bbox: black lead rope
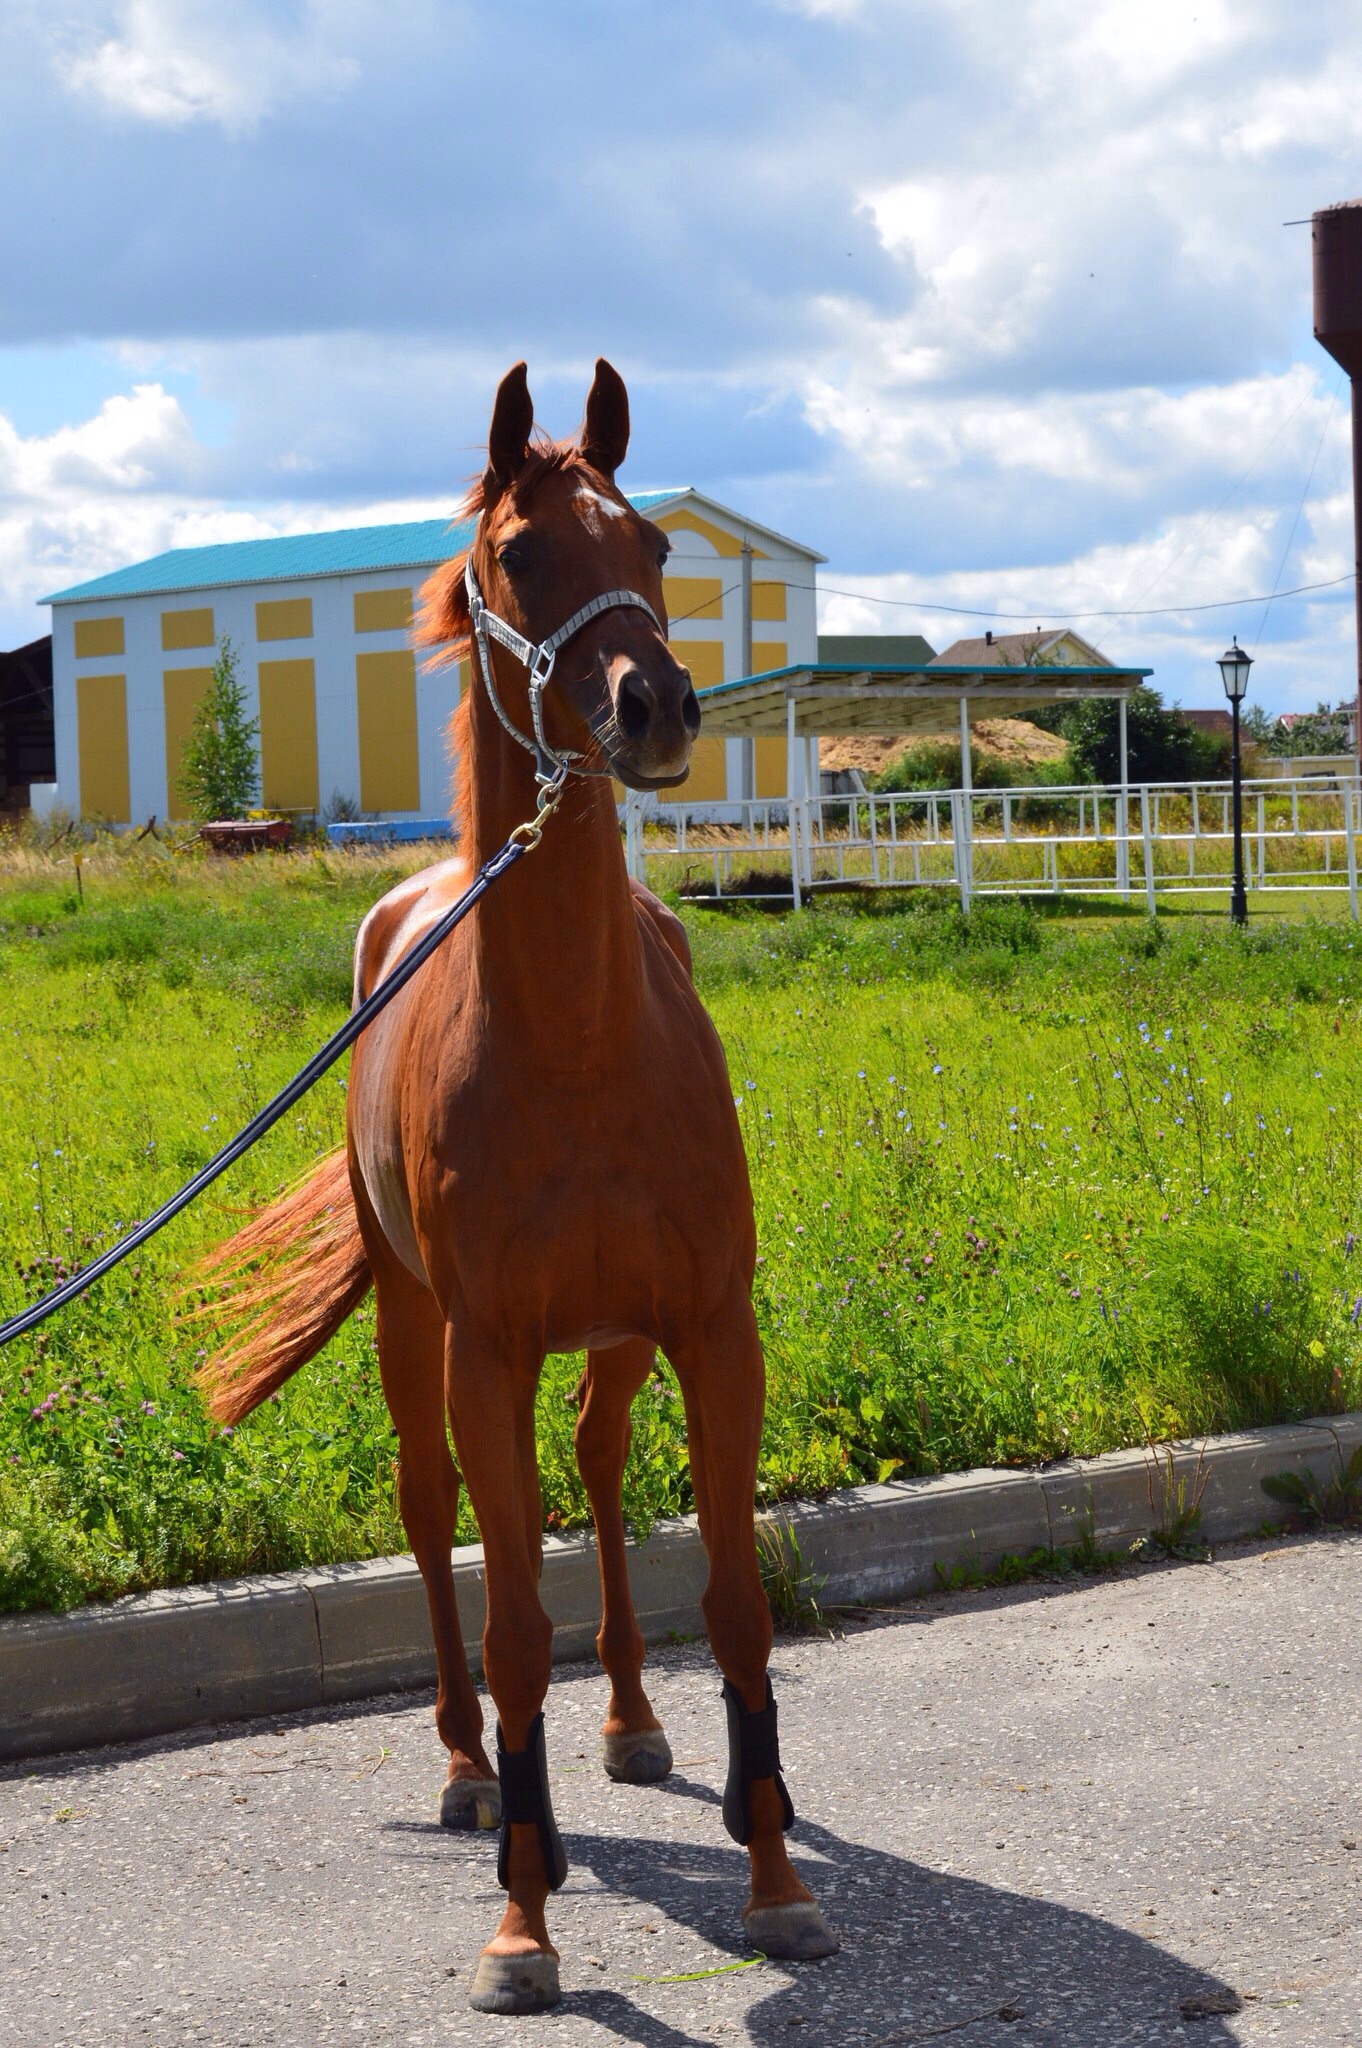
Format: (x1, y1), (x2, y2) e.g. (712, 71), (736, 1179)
(0, 825), (541, 1349)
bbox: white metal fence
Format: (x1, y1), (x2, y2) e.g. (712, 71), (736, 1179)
(621, 774), (1362, 917)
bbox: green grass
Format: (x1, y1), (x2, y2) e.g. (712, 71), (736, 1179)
(3, 838), (1362, 1611)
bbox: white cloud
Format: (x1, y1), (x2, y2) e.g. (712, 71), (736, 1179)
(0, 380), (451, 644)
(63, 0), (359, 133)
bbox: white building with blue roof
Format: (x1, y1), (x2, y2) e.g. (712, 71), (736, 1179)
(41, 490), (822, 826)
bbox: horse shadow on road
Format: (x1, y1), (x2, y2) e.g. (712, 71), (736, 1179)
(551, 1772), (1242, 2048)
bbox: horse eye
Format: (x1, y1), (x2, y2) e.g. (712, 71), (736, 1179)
(656, 543), (671, 571)
(498, 542), (530, 574)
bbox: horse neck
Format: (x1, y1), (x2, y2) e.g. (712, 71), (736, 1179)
(460, 663), (641, 1031)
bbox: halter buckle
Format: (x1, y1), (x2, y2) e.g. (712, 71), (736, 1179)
(528, 643), (557, 690)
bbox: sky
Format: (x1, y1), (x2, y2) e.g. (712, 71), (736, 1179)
(3, 0), (1362, 711)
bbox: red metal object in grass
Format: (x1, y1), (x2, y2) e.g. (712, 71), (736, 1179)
(198, 819), (292, 855)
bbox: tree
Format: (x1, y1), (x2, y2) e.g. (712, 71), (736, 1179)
(1262, 702), (1353, 758)
(177, 637), (261, 821)
(1059, 685), (1231, 784)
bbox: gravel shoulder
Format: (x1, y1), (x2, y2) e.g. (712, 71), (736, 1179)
(4, 1531), (1360, 2048)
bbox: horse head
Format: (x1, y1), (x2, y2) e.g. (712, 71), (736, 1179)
(421, 360), (701, 792)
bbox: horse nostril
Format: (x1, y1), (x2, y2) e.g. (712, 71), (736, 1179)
(616, 668), (653, 742)
(681, 686), (701, 736)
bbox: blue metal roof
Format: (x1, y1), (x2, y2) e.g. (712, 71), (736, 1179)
(42, 490), (686, 605)
(699, 661), (1153, 698)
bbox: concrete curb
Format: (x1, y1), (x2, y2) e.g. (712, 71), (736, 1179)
(4, 1413), (1359, 1763)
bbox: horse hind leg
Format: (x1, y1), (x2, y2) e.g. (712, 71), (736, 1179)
(367, 1239), (499, 1831)
(575, 1342), (672, 1785)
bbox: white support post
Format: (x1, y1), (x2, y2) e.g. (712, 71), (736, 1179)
(1347, 778), (1359, 922)
(959, 693), (974, 899)
(869, 794), (880, 885)
(951, 792), (972, 913)
(1256, 792), (1266, 892)
(1117, 694), (1130, 898)
(1141, 785), (1156, 913)
(786, 695), (802, 911)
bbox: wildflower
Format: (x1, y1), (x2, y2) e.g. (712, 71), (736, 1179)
(1222, 1091), (1231, 1106)
(171, 1449), (185, 1461)
(932, 1063), (942, 1076)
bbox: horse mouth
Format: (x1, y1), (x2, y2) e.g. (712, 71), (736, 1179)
(609, 757), (693, 793)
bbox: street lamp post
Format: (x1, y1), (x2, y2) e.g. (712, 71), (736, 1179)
(1218, 637), (1254, 927)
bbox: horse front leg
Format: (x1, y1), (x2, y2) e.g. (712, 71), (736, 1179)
(668, 1289), (839, 1961)
(575, 1341), (673, 1784)
(364, 1224), (498, 1830)
(446, 1328), (565, 2016)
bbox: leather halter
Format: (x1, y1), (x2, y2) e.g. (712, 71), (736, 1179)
(464, 554), (663, 791)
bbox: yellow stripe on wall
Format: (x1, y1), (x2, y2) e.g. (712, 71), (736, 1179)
(161, 608), (215, 651)
(664, 576), (723, 623)
(76, 674), (130, 821)
(752, 582), (787, 623)
(355, 650), (420, 812)
(74, 617), (124, 658)
(754, 737), (788, 799)
(670, 639), (724, 689)
(162, 667), (214, 820)
(750, 641), (788, 676)
(258, 658), (318, 810)
(662, 736), (727, 804)
(256, 597), (312, 642)
(354, 587), (414, 634)
(657, 509), (769, 560)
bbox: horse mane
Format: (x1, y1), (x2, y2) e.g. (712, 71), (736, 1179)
(414, 433), (608, 835)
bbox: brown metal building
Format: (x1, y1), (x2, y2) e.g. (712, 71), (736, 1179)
(0, 637), (55, 817)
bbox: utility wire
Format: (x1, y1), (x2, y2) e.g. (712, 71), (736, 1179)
(805, 570), (1356, 625)
(1251, 369), (1345, 649)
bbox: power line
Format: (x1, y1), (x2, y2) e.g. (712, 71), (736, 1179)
(1251, 369), (1345, 650)
(807, 570), (1356, 625)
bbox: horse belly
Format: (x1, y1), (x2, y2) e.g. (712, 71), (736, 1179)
(349, 998), (429, 1284)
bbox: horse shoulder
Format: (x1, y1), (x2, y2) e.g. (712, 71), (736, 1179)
(352, 856), (472, 1004)
(629, 879), (693, 980)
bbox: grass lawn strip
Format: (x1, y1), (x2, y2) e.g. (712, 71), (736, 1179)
(3, 838), (1361, 1612)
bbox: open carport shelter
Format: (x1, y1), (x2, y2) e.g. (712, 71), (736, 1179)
(693, 652), (1153, 906)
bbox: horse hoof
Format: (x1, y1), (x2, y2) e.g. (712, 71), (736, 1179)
(743, 1902), (840, 1961)
(602, 1728), (673, 1783)
(440, 1776), (501, 1831)
(467, 1949), (561, 2014)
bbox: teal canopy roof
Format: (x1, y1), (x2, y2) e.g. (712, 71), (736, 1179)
(43, 490), (685, 605)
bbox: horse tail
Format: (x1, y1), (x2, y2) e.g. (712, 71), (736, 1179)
(191, 1150), (372, 1426)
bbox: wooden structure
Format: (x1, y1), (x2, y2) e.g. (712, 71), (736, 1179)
(695, 651), (1152, 905)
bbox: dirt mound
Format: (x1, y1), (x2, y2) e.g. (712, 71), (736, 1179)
(819, 719), (1065, 779)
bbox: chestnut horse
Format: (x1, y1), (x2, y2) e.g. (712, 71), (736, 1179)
(197, 359), (836, 2013)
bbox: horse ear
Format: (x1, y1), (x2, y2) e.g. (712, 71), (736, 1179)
(486, 361), (534, 491)
(579, 357), (630, 478)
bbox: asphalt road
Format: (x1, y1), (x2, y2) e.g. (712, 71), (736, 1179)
(4, 1531), (1361, 2048)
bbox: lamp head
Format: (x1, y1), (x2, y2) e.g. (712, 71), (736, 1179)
(1218, 637), (1253, 703)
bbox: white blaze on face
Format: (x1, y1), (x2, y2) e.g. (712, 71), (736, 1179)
(575, 481), (628, 538)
